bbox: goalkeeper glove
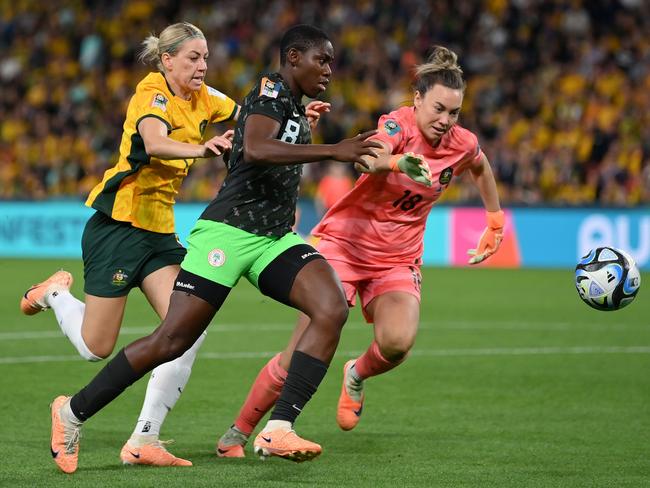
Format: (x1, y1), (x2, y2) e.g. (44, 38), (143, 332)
(467, 210), (505, 265)
(389, 153), (432, 187)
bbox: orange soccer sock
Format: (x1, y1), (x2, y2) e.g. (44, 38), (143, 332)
(353, 341), (404, 380)
(234, 353), (287, 435)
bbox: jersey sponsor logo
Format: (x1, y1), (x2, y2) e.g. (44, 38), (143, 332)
(301, 251), (320, 260)
(383, 119), (401, 136)
(207, 85), (227, 99)
(439, 166), (453, 185)
(151, 93), (168, 112)
(208, 248), (226, 267)
(260, 77), (280, 99)
(175, 281), (196, 291)
(111, 269), (128, 286)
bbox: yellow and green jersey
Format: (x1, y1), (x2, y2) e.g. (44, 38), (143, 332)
(86, 72), (237, 233)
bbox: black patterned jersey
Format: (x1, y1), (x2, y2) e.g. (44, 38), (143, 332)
(200, 72), (312, 236)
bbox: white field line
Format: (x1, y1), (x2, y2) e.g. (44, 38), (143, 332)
(1, 346), (649, 365)
(0, 320), (640, 341)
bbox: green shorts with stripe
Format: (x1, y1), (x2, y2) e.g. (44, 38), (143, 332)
(181, 219), (310, 290)
(82, 211), (186, 297)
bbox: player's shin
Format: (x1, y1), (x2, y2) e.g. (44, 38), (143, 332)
(217, 353), (288, 458)
(131, 331), (207, 439)
(49, 292), (101, 361)
(233, 353), (288, 435)
(69, 348), (142, 422)
(354, 340), (405, 379)
(253, 350), (327, 462)
(266, 350), (328, 427)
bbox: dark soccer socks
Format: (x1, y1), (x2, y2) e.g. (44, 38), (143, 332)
(269, 350), (328, 424)
(70, 348), (141, 421)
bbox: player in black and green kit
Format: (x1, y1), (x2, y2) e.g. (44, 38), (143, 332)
(49, 24), (384, 472)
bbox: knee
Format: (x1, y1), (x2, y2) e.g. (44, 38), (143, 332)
(309, 294), (349, 328)
(378, 339), (413, 363)
(149, 331), (193, 363)
(84, 340), (113, 361)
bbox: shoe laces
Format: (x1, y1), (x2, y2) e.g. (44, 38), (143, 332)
(64, 425), (81, 455)
(150, 439), (175, 451)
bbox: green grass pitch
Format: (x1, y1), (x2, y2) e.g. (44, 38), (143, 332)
(0, 259), (648, 487)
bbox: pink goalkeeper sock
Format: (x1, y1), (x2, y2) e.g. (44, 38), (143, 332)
(354, 341), (404, 379)
(233, 353), (287, 435)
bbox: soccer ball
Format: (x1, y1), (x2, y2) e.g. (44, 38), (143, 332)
(575, 246), (641, 311)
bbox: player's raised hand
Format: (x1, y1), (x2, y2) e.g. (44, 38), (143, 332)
(332, 130), (383, 167)
(202, 130), (234, 157)
(390, 153), (433, 187)
(467, 210), (505, 265)
(306, 101), (331, 130)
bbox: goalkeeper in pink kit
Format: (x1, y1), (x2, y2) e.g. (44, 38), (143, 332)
(217, 46), (504, 456)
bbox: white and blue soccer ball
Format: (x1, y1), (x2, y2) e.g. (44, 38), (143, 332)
(575, 246), (641, 311)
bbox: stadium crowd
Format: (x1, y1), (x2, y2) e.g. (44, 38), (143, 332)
(1, 0), (649, 206)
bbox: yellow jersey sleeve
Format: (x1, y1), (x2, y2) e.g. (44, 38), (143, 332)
(131, 86), (174, 130)
(205, 84), (238, 124)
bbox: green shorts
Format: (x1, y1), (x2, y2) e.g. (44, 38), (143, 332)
(181, 219), (308, 290)
(82, 211), (186, 297)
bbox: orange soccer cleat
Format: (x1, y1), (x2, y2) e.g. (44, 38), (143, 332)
(216, 442), (245, 458)
(216, 426), (248, 458)
(120, 437), (192, 467)
(253, 429), (321, 462)
(20, 270), (73, 315)
(50, 395), (81, 474)
(336, 360), (365, 431)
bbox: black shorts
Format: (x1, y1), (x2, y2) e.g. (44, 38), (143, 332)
(82, 211), (186, 297)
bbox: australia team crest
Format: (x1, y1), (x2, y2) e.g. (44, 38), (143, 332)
(111, 269), (129, 286)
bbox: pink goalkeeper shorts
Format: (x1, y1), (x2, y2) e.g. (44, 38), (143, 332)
(316, 238), (422, 323)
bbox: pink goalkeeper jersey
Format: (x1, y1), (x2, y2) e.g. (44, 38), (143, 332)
(312, 106), (483, 266)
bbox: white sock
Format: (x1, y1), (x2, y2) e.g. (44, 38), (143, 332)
(47, 290), (101, 362)
(131, 331), (207, 438)
(263, 420), (292, 432)
(62, 399), (83, 426)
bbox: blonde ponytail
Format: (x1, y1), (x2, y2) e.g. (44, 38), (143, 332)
(137, 22), (205, 73)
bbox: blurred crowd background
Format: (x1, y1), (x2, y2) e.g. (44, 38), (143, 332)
(1, 0), (649, 210)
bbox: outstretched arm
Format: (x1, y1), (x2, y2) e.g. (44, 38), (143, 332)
(243, 114), (381, 166)
(467, 153), (504, 264)
(354, 141), (432, 187)
(469, 152), (500, 212)
(138, 117), (232, 160)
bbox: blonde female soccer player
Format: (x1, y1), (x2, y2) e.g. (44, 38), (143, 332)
(216, 45), (504, 457)
(21, 22), (238, 466)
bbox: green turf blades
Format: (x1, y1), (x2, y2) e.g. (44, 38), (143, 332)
(0, 260), (648, 486)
